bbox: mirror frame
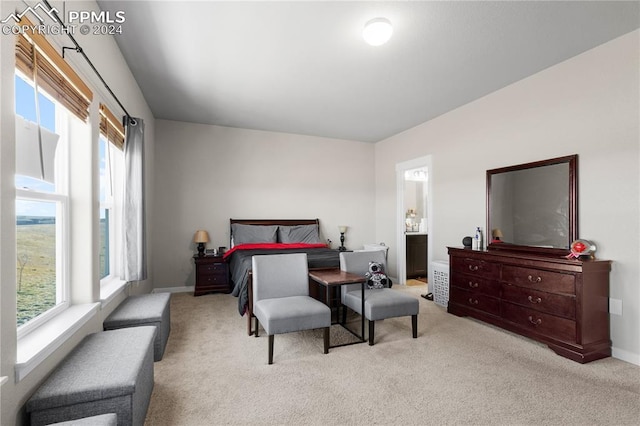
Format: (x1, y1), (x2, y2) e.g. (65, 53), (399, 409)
(486, 154), (578, 257)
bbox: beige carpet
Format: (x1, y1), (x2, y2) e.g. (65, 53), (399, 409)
(145, 286), (640, 425)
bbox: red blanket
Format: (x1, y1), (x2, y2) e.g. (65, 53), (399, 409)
(222, 242), (328, 260)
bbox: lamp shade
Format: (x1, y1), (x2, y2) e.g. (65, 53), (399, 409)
(193, 230), (210, 243)
(492, 228), (504, 239)
(338, 226), (348, 233)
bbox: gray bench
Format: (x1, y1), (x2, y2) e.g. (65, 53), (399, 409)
(48, 413), (118, 425)
(26, 327), (155, 426)
(104, 292), (171, 361)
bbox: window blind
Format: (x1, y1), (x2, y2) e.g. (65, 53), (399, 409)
(15, 17), (93, 122)
(99, 104), (125, 150)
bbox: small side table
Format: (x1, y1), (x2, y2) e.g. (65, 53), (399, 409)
(193, 255), (230, 296)
(308, 269), (366, 348)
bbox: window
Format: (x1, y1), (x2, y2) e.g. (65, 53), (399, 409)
(99, 105), (125, 283)
(15, 73), (70, 331)
(15, 20), (93, 333)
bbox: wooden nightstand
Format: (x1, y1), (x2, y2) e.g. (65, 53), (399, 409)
(193, 255), (230, 296)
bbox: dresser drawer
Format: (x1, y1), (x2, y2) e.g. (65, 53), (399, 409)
(450, 287), (500, 316)
(502, 265), (575, 295)
(502, 302), (576, 343)
(450, 273), (500, 297)
(502, 284), (576, 320)
(451, 256), (499, 279)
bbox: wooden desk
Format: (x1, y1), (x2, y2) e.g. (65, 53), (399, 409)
(309, 269), (366, 347)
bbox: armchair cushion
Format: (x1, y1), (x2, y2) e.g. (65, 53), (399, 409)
(254, 295), (330, 335)
(343, 288), (419, 321)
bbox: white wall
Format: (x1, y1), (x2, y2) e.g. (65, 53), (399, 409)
(0, 1), (155, 424)
(374, 31), (640, 363)
(152, 120), (375, 289)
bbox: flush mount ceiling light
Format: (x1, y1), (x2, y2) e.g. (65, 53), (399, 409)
(362, 17), (393, 46)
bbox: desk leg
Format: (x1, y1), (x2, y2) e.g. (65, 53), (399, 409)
(326, 285), (331, 321)
(361, 282), (365, 341)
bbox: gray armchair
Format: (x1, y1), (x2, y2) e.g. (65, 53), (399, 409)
(252, 253), (331, 364)
(339, 251), (419, 345)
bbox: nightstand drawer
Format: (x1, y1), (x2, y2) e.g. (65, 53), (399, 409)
(200, 263), (227, 275)
(200, 273), (227, 284)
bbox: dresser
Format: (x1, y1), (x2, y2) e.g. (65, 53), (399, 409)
(447, 247), (611, 363)
(193, 255), (230, 296)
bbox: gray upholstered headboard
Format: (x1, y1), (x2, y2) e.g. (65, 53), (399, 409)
(228, 218), (320, 247)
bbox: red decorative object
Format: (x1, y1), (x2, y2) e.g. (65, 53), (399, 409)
(567, 239), (596, 259)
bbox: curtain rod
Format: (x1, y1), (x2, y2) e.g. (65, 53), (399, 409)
(41, 0), (133, 125)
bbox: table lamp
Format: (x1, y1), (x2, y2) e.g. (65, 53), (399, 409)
(338, 226), (348, 251)
(193, 230), (210, 256)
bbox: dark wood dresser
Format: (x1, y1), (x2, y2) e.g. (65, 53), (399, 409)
(193, 255), (230, 296)
(447, 247), (611, 363)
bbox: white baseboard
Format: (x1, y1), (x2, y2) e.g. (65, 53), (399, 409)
(152, 286), (193, 294)
(612, 346), (640, 366)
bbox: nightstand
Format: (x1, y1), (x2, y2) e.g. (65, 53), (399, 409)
(193, 255), (230, 296)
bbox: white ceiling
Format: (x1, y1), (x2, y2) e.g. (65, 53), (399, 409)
(97, 1), (640, 142)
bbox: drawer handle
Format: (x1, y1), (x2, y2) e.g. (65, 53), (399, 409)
(528, 316), (542, 326)
(527, 275), (542, 283)
(468, 298), (478, 305)
(468, 281), (479, 288)
(468, 265), (479, 272)
(527, 295), (542, 304)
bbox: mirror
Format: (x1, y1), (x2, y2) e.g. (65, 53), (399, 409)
(487, 155), (577, 255)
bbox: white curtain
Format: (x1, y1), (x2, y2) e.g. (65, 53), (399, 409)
(122, 117), (147, 281)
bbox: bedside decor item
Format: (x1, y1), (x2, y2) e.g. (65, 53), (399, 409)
(473, 227), (483, 250)
(491, 228), (504, 243)
(338, 226), (348, 251)
(462, 236), (472, 248)
(193, 230), (210, 256)
(567, 239), (596, 259)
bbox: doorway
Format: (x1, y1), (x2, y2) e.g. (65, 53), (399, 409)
(395, 156), (432, 293)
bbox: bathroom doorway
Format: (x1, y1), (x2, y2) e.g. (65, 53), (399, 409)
(396, 156), (433, 294)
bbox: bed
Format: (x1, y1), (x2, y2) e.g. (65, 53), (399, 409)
(224, 219), (341, 335)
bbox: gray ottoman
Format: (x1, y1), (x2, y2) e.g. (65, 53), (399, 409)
(104, 292), (171, 361)
(27, 327), (155, 426)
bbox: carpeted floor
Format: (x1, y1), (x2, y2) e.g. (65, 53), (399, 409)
(145, 285), (640, 425)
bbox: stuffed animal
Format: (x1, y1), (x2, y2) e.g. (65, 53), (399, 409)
(365, 261), (392, 289)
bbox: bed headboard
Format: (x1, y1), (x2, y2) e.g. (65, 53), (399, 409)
(229, 218), (320, 246)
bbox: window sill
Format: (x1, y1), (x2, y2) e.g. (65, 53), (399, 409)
(15, 303), (100, 382)
(100, 277), (129, 305)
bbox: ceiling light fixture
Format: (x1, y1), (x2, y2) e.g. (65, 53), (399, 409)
(363, 17), (393, 46)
